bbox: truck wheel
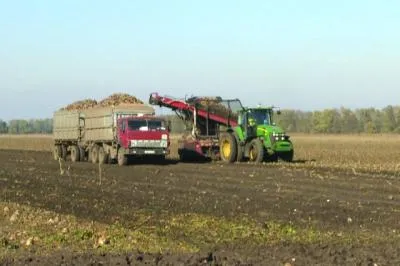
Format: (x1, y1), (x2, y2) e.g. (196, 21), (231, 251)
(91, 145), (99, 164)
(70, 145), (80, 162)
(53, 145), (62, 160)
(98, 146), (108, 164)
(118, 148), (128, 166)
(219, 133), (237, 163)
(155, 155), (166, 163)
(178, 149), (188, 162)
(61, 145), (67, 161)
(248, 139), (264, 163)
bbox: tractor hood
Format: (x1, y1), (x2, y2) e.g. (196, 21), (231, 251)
(257, 125), (286, 136)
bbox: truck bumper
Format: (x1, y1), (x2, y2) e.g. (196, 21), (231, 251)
(129, 148), (169, 156)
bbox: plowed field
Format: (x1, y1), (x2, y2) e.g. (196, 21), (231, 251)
(0, 135), (400, 265)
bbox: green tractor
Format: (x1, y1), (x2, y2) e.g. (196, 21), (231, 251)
(220, 106), (294, 163)
(148, 92), (293, 163)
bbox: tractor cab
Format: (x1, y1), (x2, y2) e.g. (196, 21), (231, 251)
(238, 108), (274, 139)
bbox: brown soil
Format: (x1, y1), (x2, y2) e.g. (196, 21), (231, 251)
(1, 149), (399, 265)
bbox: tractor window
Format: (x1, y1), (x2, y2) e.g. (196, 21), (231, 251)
(250, 110), (271, 125)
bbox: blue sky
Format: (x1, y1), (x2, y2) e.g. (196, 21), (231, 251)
(0, 0), (399, 119)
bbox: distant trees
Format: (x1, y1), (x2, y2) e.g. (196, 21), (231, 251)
(0, 119), (52, 134)
(275, 106), (400, 134)
(0, 120), (8, 133)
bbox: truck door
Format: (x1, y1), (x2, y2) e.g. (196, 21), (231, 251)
(118, 120), (129, 149)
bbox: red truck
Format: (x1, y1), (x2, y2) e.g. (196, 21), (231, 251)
(53, 104), (170, 166)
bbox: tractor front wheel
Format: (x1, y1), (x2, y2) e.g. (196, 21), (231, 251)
(279, 150), (294, 162)
(219, 133), (237, 163)
(248, 139), (264, 163)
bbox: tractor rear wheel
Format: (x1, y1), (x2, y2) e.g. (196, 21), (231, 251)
(98, 146), (108, 164)
(248, 139), (264, 163)
(91, 145), (99, 164)
(118, 148), (128, 166)
(219, 133), (237, 163)
(70, 145), (80, 162)
(234, 133), (244, 162)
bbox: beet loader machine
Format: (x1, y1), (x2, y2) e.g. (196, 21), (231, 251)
(149, 92), (294, 163)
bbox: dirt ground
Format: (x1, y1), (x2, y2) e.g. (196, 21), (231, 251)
(1, 149), (400, 265)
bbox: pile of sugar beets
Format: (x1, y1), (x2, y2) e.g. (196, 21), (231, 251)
(61, 93), (144, 111)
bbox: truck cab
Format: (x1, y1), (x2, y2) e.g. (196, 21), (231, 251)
(117, 116), (170, 159)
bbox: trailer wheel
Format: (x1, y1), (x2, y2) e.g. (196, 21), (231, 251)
(70, 145), (80, 162)
(118, 148), (128, 166)
(53, 145), (62, 161)
(98, 146), (108, 164)
(61, 145), (67, 161)
(91, 145), (99, 164)
(79, 146), (86, 162)
(248, 139), (264, 163)
(219, 133), (237, 163)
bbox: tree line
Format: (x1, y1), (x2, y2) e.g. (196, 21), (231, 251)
(0, 119), (53, 134)
(166, 105), (400, 134)
(274, 106), (400, 133)
(1, 105), (400, 134)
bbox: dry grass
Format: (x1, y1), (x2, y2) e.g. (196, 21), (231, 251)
(291, 133), (400, 174)
(1, 133), (400, 173)
(0, 134), (52, 152)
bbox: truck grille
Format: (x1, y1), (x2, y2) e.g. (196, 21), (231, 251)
(131, 140), (168, 148)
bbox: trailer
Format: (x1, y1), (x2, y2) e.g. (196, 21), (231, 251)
(53, 104), (170, 165)
(149, 92), (293, 163)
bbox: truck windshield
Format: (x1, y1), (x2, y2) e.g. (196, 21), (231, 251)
(250, 110), (272, 125)
(127, 120), (165, 131)
(148, 120), (165, 130)
(128, 120), (147, 130)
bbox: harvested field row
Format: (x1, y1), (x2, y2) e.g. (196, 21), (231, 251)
(0, 149), (399, 265)
(2, 134), (400, 174)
